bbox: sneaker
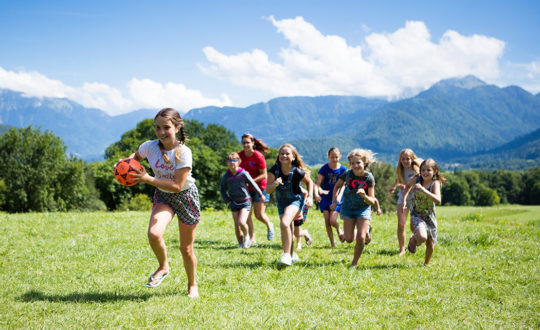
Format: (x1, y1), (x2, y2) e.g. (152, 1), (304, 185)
(243, 234), (251, 248)
(407, 236), (417, 254)
(280, 253), (292, 266)
(291, 252), (299, 263)
(238, 243), (243, 249)
(267, 223), (275, 240)
(365, 225), (372, 245)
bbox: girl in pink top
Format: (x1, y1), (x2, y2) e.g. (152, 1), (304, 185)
(238, 133), (275, 245)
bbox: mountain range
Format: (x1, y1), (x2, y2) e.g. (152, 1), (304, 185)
(0, 75), (539, 168)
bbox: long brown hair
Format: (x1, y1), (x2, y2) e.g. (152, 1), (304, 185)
(155, 108), (186, 164)
(275, 144), (310, 175)
(242, 133), (269, 155)
(419, 158), (446, 184)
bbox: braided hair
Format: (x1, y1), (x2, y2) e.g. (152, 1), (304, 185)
(155, 108), (186, 164)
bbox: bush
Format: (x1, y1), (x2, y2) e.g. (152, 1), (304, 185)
(118, 193), (153, 211)
(476, 187), (500, 206)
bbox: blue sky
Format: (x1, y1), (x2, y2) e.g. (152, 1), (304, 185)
(1, 0), (539, 115)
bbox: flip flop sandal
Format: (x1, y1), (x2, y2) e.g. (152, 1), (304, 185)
(145, 272), (169, 288)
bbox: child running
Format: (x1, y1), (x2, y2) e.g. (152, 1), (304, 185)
(389, 149), (421, 256)
(219, 152), (265, 249)
(331, 149), (377, 267)
(266, 144), (314, 266)
(401, 158), (446, 265)
(239, 133), (274, 245)
(294, 188), (313, 251)
(128, 108), (200, 298)
(315, 147), (346, 248)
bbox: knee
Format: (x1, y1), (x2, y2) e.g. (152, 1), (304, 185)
(345, 236), (354, 243)
(180, 244), (194, 257)
(416, 233), (428, 243)
(147, 229), (162, 243)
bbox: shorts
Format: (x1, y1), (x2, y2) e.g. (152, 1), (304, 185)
(397, 189), (413, 206)
(277, 197), (304, 217)
(153, 185), (200, 226)
(340, 205), (371, 221)
(250, 189), (270, 203)
(411, 216), (438, 241)
(294, 204), (309, 227)
(229, 199), (251, 211)
(319, 198), (342, 213)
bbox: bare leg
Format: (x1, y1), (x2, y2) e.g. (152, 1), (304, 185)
(330, 210), (343, 243)
(246, 210), (256, 245)
(343, 218), (356, 243)
(231, 211), (243, 245)
(397, 204), (409, 256)
(351, 219), (370, 266)
(424, 238), (434, 265)
(146, 204), (173, 286)
(179, 223), (198, 298)
(280, 206), (299, 254)
(323, 210), (335, 248)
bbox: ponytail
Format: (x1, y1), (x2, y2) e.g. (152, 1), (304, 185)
(155, 108), (185, 164)
(242, 133), (268, 155)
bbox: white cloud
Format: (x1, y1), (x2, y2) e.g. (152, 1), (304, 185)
(496, 60), (540, 94)
(200, 17), (507, 98)
(0, 66), (232, 115)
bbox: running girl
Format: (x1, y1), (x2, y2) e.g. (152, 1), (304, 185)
(389, 148), (421, 256)
(315, 147), (346, 248)
(401, 158), (446, 265)
(331, 149), (377, 267)
(266, 144), (314, 266)
(129, 108), (200, 298)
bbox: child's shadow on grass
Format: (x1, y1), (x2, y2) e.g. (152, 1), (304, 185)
(19, 290), (160, 303)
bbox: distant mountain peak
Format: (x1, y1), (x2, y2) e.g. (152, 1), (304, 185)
(434, 75), (487, 90)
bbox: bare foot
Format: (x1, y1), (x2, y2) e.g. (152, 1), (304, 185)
(399, 249), (406, 257)
(146, 266), (169, 287)
(188, 285), (199, 298)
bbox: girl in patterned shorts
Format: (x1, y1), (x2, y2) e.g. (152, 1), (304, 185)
(129, 108), (200, 298)
(401, 158), (446, 265)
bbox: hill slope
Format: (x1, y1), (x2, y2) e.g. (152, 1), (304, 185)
(0, 89), (155, 160)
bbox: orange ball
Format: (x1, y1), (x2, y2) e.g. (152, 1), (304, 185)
(113, 158), (144, 186)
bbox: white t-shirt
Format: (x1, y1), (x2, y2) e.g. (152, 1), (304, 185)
(138, 140), (195, 192)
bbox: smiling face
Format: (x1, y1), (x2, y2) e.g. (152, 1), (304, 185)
(420, 163), (435, 182)
(241, 137), (254, 153)
(400, 152), (413, 169)
(227, 158), (240, 172)
(328, 150), (341, 166)
(349, 155), (365, 174)
(278, 146), (295, 165)
(154, 116), (180, 149)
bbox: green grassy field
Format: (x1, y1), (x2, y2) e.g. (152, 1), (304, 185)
(1, 205), (538, 328)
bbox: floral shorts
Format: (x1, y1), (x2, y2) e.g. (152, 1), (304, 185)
(411, 215), (437, 241)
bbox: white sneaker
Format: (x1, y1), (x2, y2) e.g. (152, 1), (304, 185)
(280, 253), (292, 266)
(243, 234), (251, 248)
(291, 252), (299, 263)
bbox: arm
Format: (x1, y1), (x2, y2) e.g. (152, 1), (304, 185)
(219, 175), (230, 203)
(314, 174), (325, 203)
(251, 167), (267, 184)
(357, 185), (376, 206)
(400, 177), (416, 212)
(389, 178), (398, 193)
(265, 172), (282, 194)
(301, 175), (314, 208)
(132, 166), (191, 193)
(245, 172), (265, 200)
(414, 180), (442, 204)
(331, 179), (345, 210)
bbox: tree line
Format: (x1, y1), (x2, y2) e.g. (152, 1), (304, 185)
(0, 123), (538, 213)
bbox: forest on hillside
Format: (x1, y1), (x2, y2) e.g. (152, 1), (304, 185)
(0, 122), (539, 213)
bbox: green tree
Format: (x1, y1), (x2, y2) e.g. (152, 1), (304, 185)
(476, 186), (500, 206)
(0, 126), (88, 212)
(521, 167), (540, 204)
(370, 161), (396, 213)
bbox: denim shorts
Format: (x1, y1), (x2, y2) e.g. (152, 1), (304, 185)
(229, 200), (251, 211)
(340, 205), (371, 221)
(249, 189), (270, 203)
(277, 198), (304, 217)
